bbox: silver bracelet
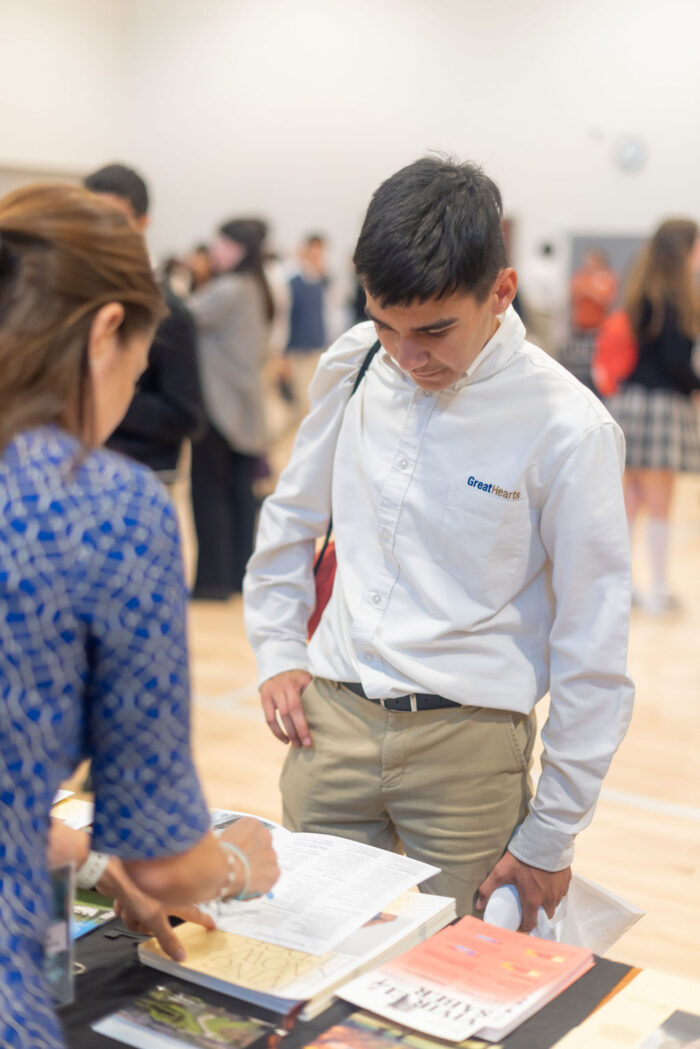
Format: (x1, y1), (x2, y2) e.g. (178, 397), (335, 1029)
(218, 841), (251, 901)
(76, 851), (110, 890)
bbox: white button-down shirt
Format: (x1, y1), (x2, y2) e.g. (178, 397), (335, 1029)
(244, 307), (634, 870)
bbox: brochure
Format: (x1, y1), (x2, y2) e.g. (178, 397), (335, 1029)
(339, 916), (594, 1042)
(93, 983), (281, 1049)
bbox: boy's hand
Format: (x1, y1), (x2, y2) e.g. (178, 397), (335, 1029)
(260, 670), (312, 748)
(476, 851), (572, 933)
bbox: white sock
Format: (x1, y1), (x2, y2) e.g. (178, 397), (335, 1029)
(647, 518), (669, 595)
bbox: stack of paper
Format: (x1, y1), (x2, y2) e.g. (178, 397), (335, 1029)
(139, 813), (455, 1019)
(339, 916), (594, 1042)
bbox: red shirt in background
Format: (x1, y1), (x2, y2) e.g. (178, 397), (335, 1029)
(570, 266), (618, 330)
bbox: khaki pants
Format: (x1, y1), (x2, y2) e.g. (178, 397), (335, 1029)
(281, 678), (536, 916)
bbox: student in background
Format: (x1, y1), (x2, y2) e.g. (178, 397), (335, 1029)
(518, 241), (565, 356)
(561, 248), (619, 388)
(281, 233), (330, 419)
(607, 219), (700, 613)
(0, 184), (278, 1049)
(186, 243), (214, 291)
(84, 164), (206, 485)
(570, 249), (618, 334)
(189, 218), (273, 599)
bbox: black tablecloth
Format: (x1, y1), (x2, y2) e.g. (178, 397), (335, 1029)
(60, 919), (632, 1049)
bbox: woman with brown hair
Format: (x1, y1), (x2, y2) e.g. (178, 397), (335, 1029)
(189, 218), (273, 599)
(608, 219), (700, 613)
(0, 184), (278, 1049)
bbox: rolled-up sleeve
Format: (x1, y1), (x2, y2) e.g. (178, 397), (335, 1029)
(508, 423), (635, 870)
(84, 471), (210, 859)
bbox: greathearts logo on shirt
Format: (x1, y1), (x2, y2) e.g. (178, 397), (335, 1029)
(468, 475), (521, 501)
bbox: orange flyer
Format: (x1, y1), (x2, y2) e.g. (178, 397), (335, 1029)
(339, 917), (593, 1042)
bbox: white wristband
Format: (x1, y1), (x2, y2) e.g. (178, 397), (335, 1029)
(218, 842), (251, 901)
(76, 851), (110, 890)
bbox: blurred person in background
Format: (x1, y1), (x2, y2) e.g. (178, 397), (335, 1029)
(240, 218), (293, 445)
(607, 219), (700, 613)
(84, 163), (206, 485)
(162, 254), (194, 298)
(570, 248), (618, 333)
(280, 232), (330, 418)
(0, 184), (278, 1049)
(189, 218), (273, 599)
(243, 217), (291, 360)
(518, 241), (566, 356)
(186, 243), (213, 291)
(561, 248), (618, 388)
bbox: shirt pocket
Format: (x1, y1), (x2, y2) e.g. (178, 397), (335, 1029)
(436, 482), (531, 607)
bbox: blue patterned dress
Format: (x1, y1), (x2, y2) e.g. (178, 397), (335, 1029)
(0, 428), (211, 1049)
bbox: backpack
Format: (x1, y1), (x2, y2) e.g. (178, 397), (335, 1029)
(591, 311), (638, 397)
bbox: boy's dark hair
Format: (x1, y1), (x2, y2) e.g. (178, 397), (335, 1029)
(84, 163), (150, 218)
(353, 156), (506, 305)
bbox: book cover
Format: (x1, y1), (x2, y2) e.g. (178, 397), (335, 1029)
(301, 1011), (500, 1049)
(139, 892), (455, 1019)
(339, 917), (593, 1042)
(72, 888), (116, 939)
(93, 982), (283, 1049)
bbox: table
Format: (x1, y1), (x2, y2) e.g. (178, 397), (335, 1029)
(60, 919), (634, 1049)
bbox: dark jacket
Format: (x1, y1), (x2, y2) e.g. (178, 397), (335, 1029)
(626, 298), (700, 395)
(107, 288), (206, 474)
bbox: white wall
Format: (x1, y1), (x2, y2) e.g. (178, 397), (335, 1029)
(3, 0), (700, 274)
(0, 0), (130, 174)
(125, 0), (700, 272)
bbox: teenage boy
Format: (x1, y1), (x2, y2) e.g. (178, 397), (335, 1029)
(244, 157), (634, 928)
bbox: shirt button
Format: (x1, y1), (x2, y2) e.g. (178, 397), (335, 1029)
(398, 458), (409, 470)
(363, 651), (373, 662)
(380, 528), (390, 541)
(372, 593), (382, 606)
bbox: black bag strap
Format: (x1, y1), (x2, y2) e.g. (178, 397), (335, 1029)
(314, 339), (381, 575)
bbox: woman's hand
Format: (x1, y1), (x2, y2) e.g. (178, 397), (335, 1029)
(218, 817), (280, 899)
(98, 858), (215, 962)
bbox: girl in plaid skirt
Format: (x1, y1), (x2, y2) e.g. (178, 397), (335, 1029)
(607, 219), (700, 613)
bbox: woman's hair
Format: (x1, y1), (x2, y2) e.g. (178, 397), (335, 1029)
(0, 182), (165, 451)
(218, 218), (275, 322)
(625, 218), (698, 339)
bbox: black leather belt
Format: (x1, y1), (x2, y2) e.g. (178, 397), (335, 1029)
(339, 681), (460, 712)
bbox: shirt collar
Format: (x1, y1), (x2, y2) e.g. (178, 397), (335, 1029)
(451, 305), (526, 390)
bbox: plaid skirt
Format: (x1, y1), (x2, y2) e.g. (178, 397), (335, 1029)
(607, 384), (700, 471)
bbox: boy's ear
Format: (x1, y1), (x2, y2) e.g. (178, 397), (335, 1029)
(492, 268), (517, 314)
